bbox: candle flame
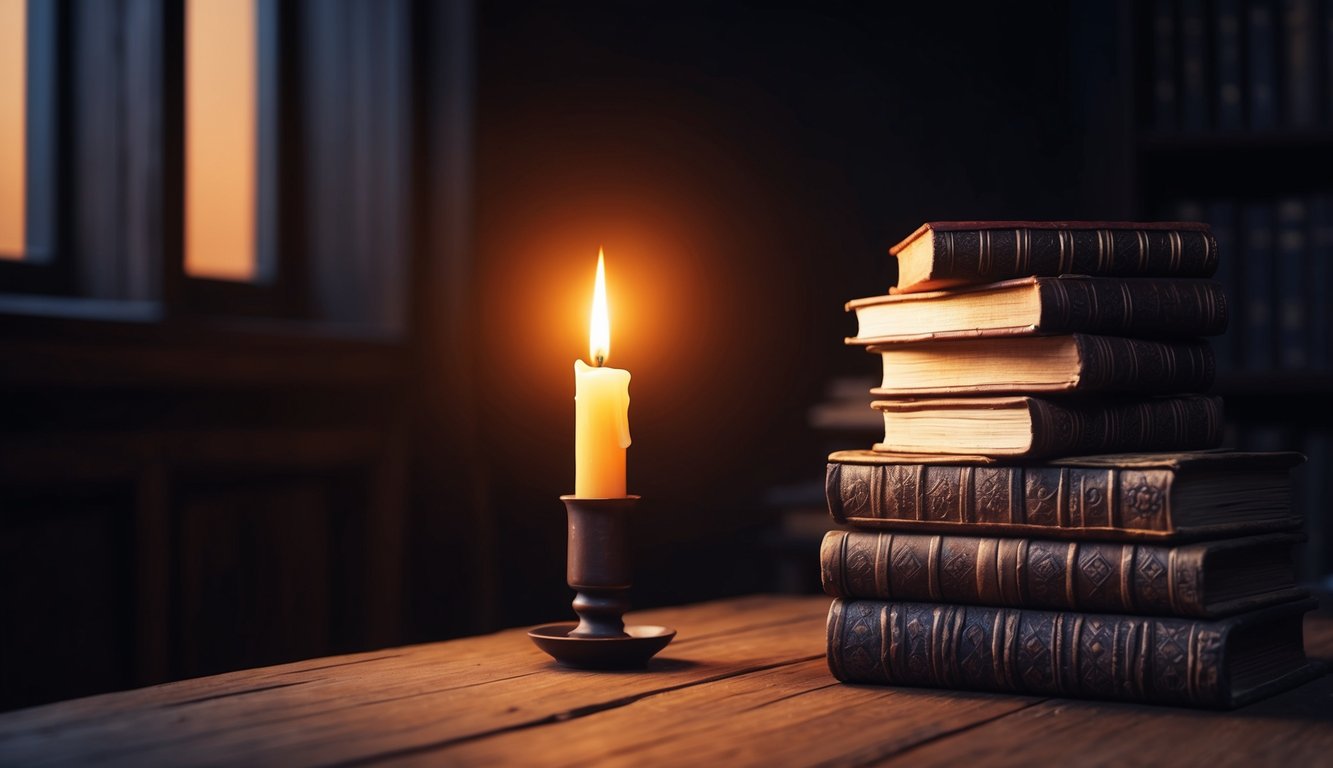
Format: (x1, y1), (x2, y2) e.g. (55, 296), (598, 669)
(589, 248), (610, 366)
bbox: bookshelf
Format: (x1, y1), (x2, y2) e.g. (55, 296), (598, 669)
(1122, 0), (1333, 580)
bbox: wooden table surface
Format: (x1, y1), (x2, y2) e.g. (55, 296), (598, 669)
(2, 595), (1331, 767)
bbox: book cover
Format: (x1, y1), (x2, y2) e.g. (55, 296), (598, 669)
(825, 449), (1304, 540)
(847, 276), (1228, 345)
(1249, 0), (1278, 130)
(1204, 200), (1238, 373)
(889, 221), (1217, 294)
(871, 394), (1224, 459)
(1310, 195), (1331, 369)
(868, 335), (1215, 396)
(1282, 0), (1317, 128)
(1152, 0), (1178, 131)
(1276, 199), (1308, 369)
(821, 530), (1306, 618)
(1242, 203), (1275, 371)
(1179, 0), (1208, 131)
(826, 598), (1319, 708)
(1215, 0), (1243, 130)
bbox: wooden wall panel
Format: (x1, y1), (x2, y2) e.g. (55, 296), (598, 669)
(0, 491), (135, 710)
(175, 476), (336, 679)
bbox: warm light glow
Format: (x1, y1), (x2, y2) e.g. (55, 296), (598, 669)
(0, 0), (25, 258)
(589, 248), (611, 366)
(185, 0), (257, 281)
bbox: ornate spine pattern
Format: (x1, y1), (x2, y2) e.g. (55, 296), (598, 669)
(1034, 278), (1228, 338)
(931, 227), (1218, 283)
(1070, 336), (1215, 393)
(1023, 395), (1223, 459)
(826, 599), (1231, 706)
(826, 461), (1197, 538)
(821, 530), (1225, 617)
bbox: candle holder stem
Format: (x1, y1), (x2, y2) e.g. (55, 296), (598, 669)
(528, 495), (676, 669)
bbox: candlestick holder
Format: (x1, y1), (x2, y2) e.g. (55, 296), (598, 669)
(528, 495), (676, 669)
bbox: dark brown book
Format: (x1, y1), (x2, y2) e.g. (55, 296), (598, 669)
(847, 276), (1227, 345)
(890, 221), (1218, 294)
(871, 394), (1223, 458)
(821, 530), (1306, 618)
(825, 450), (1304, 541)
(826, 598), (1318, 708)
(870, 335), (1215, 396)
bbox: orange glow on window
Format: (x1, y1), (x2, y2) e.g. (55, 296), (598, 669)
(185, 0), (257, 281)
(0, 0), (25, 259)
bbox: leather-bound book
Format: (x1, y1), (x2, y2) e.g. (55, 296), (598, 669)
(871, 394), (1223, 458)
(825, 450), (1304, 541)
(821, 530), (1306, 618)
(826, 598), (1319, 708)
(890, 221), (1217, 294)
(870, 335), (1215, 396)
(847, 276), (1227, 345)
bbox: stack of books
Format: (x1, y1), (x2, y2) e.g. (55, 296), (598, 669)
(823, 221), (1317, 708)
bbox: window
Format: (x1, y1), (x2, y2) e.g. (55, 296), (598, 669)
(185, 0), (266, 282)
(1, 0), (56, 265)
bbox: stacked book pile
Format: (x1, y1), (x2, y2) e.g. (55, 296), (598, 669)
(822, 221), (1317, 708)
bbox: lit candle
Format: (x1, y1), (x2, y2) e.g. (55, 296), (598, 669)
(574, 248), (631, 498)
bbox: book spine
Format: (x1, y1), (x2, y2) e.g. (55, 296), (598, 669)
(1152, 0), (1178, 131)
(1311, 195), (1332, 369)
(826, 462), (1179, 535)
(1276, 199), (1309, 369)
(1035, 278), (1228, 338)
(1204, 200), (1238, 373)
(821, 530), (1209, 616)
(1072, 336), (1215, 393)
(934, 228), (1218, 284)
(1241, 203), (1275, 371)
(1249, 0), (1279, 130)
(826, 599), (1227, 706)
(1282, 0), (1318, 128)
(1215, 0), (1244, 130)
(1180, 0), (1208, 131)
(1026, 395), (1224, 459)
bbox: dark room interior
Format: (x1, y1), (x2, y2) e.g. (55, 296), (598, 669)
(2, 1), (1332, 763)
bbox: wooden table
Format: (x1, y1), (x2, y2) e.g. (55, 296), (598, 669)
(2, 595), (1331, 766)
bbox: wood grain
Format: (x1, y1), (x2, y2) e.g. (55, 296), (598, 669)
(0, 595), (1327, 767)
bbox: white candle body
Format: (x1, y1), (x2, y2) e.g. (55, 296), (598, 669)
(574, 359), (631, 498)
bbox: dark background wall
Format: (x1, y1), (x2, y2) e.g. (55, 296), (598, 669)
(467, 0), (1100, 626)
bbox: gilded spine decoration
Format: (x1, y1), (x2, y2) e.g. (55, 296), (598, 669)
(936, 227), (1218, 283)
(827, 462), (1182, 537)
(827, 599), (1229, 706)
(820, 530), (1217, 616)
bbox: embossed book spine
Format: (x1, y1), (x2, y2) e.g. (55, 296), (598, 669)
(898, 225), (1218, 286)
(826, 598), (1316, 708)
(825, 458), (1299, 541)
(821, 531), (1304, 618)
(1024, 395), (1223, 459)
(1032, 278), (1227, 339)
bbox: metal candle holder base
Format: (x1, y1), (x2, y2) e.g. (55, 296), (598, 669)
(528, 495), (676, 670)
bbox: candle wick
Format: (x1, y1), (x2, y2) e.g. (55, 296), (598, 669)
(593, 354), (605, 367)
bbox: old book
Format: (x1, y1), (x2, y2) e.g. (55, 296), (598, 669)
(825, 450), (1304, 541)
(826, 598), (1319, 708)
(870, 335), (1214, 396)
(846, 276), (1227, 345)
(871, 394), (1223, 458)
(889, 222), (1217, 294)
(820, 530), (1306, 618)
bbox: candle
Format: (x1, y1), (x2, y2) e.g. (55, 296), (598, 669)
(574, 249), (631, 498)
